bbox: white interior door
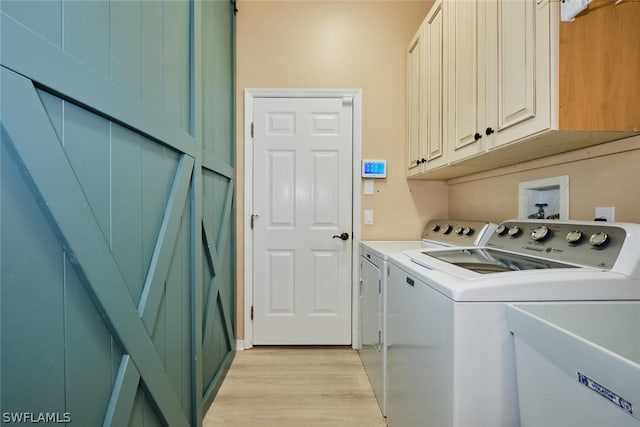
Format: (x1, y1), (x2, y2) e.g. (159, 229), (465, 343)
(252, 96), (353, 345)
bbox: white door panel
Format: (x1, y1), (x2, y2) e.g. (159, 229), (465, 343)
(253, 97), (353, 345)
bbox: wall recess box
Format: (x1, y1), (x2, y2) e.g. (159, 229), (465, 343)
(519, 176), (569, 220)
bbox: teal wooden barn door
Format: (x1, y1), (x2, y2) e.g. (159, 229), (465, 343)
(0, 1), (235, 426)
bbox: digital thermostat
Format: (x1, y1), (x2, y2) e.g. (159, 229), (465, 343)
(362, 159), (387, 178)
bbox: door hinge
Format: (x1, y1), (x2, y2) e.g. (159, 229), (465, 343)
(250, 122), (254, 138)
(250, 305), (254, 320)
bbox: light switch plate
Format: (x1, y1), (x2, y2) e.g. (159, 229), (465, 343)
(363, 179), (374, 195)
(364, 210), (374, 225)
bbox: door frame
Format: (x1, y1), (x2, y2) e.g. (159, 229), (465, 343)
(243, 88), (362, 350)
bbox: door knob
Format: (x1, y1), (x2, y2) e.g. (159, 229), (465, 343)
(332, 232), (350, 241)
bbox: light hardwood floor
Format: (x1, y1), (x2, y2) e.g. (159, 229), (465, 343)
(204, 347), (388, 427)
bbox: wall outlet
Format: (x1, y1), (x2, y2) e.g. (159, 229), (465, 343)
(595, 207), (615, 222)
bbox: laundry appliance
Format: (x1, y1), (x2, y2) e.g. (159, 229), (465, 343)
(358, 219), (497, 416)
(386, 219), (640, 427)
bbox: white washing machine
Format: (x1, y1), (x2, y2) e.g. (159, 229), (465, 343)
(386, 219), (640, 427)
(359, 219), (497, 416)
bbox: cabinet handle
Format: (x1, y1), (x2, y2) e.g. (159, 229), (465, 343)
(474, 132), (482, 141)
(485, 127), (495, 136)
(421, 158), (426, 163)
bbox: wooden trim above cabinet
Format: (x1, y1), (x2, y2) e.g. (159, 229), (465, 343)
(559, 0), (640, 132)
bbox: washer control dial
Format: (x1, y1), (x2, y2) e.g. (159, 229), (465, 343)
(566, 230), (583, 244)
(455, 226), (464, 235)
(462, 227), (473, 236)
(507, 225), (521, 237)
(495, 225), (507, 235)
(432, 224), (441, 232)
(442, 224), (452, 234)
(531, 225), (551, 241)
(589, 232), (609, 247)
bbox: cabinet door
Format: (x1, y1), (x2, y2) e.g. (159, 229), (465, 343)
(486, 0), (554, 149)
(423, 0), (446, 170)
(406, 24), (424, 177)
(447, 0), (487, 163)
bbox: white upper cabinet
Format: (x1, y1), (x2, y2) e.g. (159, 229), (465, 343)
(406, 23), (424, 177)
(485, 0), (553, 150)
(424, 0), (446, 170)
(406, 0), (445, 177)
(407, 0), (640, 180)
(446, 0), (486, 163)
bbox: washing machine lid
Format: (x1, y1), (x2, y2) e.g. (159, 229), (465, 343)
(415, 248), (577, 274)
(390, 251), (640, 302)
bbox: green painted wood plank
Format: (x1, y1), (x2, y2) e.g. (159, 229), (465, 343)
(201, 0), (234, 165)
(36, 89), (63, 141)
(217, 279), (235, 353)
(1, 0), (62, 49)
(2, 66), (190, 427)
(140, 1), (164, 115)
(152, 288), (167, 368)
(139, 154), (194, 333)
(141, 142), (180, 294)
(164, 0), (191, 132)
(0, 140), (66, 414)
(202, 170), (229, 249)
(109, 0), (141, 97)
(164, 206), (192, 414)
(111, 125), (144, 302)
(215, 179), (235, 262)
(0, 13), (196, 157)
(201, 350), (234, 411)
(127, 389), (144, 427)
(201, 277), (220, 367)
(63, 0), (109, 78)
(202, 221), (218, 277)
(63, 101), (111, 243)
(64, 254), (114, 427)
(200, 180), (235, 389)
(103, 355), (140, 427)
(201, 150), (234, 179)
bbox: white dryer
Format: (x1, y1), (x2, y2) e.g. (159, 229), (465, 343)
(386, 219), (640, 427)
(358, 219), (497, 416)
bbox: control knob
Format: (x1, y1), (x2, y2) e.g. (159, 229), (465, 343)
(442, 224), (453, 234)
(432, 224), (441, 232)
(455, 226), (464, 235)
(462, 227), (473, 236)
(531, 225), (551, 241)
(589, 232), (609, 248)
(507, 225), (521, 237)
(566, 230), (583, 244)
(495, 225), (508, 235)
